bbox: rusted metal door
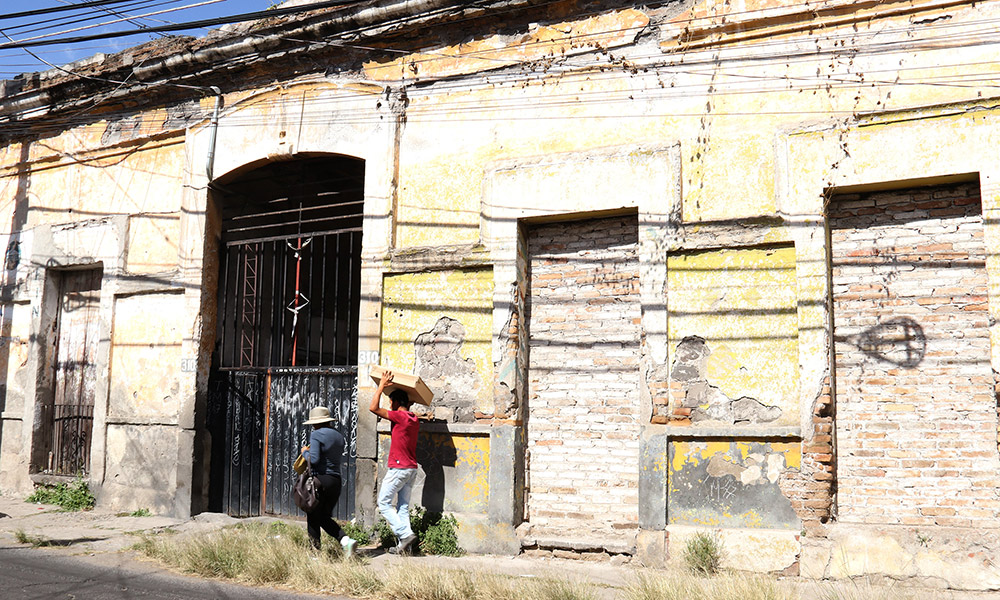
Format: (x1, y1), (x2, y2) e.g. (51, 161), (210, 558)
(50, 268), (102, 475)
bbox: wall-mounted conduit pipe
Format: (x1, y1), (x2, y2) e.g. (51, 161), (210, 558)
(205, 85), (223, 182)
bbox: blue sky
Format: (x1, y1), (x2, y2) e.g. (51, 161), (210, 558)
(0, 0), (272, 78)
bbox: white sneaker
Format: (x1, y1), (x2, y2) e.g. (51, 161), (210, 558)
(340, 536), (357, 558)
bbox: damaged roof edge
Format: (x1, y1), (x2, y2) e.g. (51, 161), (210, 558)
(132, 0), (468, 81)
(0, 0), (493, 122)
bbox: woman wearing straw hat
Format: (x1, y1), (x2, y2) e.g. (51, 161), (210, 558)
(301, 406), (357, 557)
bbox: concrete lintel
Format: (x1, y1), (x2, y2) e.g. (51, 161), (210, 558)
(112, 278), (184, 298)
(667, 219), (792, 252)
(104, 418), (180, 427)
(664, 425), (801, 438)
(386, 244), (491, 273)
(524, 536), (635, 555)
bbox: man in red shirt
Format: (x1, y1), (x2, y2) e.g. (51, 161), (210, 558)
(369, 372), (419, 554)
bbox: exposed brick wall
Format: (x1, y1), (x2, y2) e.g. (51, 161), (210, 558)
(525, 214), (641, 541)
(778, 375), (835, 536)
(829, 181), (999, 526)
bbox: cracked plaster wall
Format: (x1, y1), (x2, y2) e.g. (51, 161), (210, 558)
(380, 269), (493, 421)
(659, 245), (799, 426)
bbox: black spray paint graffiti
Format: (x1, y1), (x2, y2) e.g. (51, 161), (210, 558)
(670, 336), (782, 425)
(836, 316), (927, 368)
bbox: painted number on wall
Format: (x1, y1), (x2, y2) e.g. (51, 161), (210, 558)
(358, 351), (379, 365)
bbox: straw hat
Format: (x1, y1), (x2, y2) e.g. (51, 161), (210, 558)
(304, 406), (334, 425)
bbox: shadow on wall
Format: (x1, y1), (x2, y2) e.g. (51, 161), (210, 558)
(416, 430), (458, 513)
(836, 317), (926, 368)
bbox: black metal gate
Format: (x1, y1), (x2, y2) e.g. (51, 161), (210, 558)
(208, 156), (364, 518)
(208, 367), (357, 518)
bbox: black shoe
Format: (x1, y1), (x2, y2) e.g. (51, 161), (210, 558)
(398, 534), (418, 555)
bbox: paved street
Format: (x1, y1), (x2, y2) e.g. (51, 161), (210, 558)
(0, 546), (337, 600)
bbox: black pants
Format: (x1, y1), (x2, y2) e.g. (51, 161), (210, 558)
(307, 473), (346, 549)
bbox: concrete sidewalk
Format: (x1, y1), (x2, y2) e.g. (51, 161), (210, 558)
(0, 493), (996, 600)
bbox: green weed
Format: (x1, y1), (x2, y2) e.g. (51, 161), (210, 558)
(26, 477), (95, 511)
(13, 529), (56, 548)
(683, 531), (725, 576)
(341, 519), (373, 545)
(411, 506), (462, 556)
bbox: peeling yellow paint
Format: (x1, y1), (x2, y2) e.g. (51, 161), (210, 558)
(672, 440), (736, 471)
(671, 440), (801, 472)
(668, 246), (799, 424)
(454, 435), (490, 507)
(381, 269), (494, 413)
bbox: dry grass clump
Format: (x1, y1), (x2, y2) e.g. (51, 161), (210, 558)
(624, 570), (795, 600)
(134, 521), (348, 589)
(133, 523), (923, 600)
(380, 568), (595, 600)
(135, 523), (596, 600)
(815, 578), (917, 600)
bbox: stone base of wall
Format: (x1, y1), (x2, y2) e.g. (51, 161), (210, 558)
(802, 523), (1000, 591)
(664, 525), (800, 574)
(454, 512), (521, 555)
(641, 522), (1000, 591)
(485, 518), (1000, 591)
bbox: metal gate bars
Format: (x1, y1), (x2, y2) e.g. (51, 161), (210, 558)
(208, 366), (358, 518)
(207, 156), (366, 518)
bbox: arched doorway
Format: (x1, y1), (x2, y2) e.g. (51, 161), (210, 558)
(207, 155), (364, 518)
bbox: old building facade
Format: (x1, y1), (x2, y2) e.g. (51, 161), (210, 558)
(2, 0), (1000, 588)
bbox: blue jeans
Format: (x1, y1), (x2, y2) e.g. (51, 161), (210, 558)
(378, 467), (417, 540)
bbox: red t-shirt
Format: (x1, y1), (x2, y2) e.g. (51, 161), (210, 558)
(386, 410), (419, 469)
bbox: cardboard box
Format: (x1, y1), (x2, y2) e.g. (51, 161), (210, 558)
(369, 364), (434, 406)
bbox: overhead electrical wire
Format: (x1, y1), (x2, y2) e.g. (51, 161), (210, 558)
(5, 1), (186, 37)
(6, 0), (229, 47)
(55, 0), (177, 33)
(0, 0), (165, 21)
(0, 0), (997, 136)
(0, 0), (372, 49)
(0, 0), (976, 75)
(0, 0), (200, 76)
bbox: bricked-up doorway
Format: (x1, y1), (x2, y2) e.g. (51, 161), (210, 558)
(828, 178), (997, 526)
(524, 213), (642, 545)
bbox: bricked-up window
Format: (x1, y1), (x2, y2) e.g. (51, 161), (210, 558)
(828, 179), (996, 527)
